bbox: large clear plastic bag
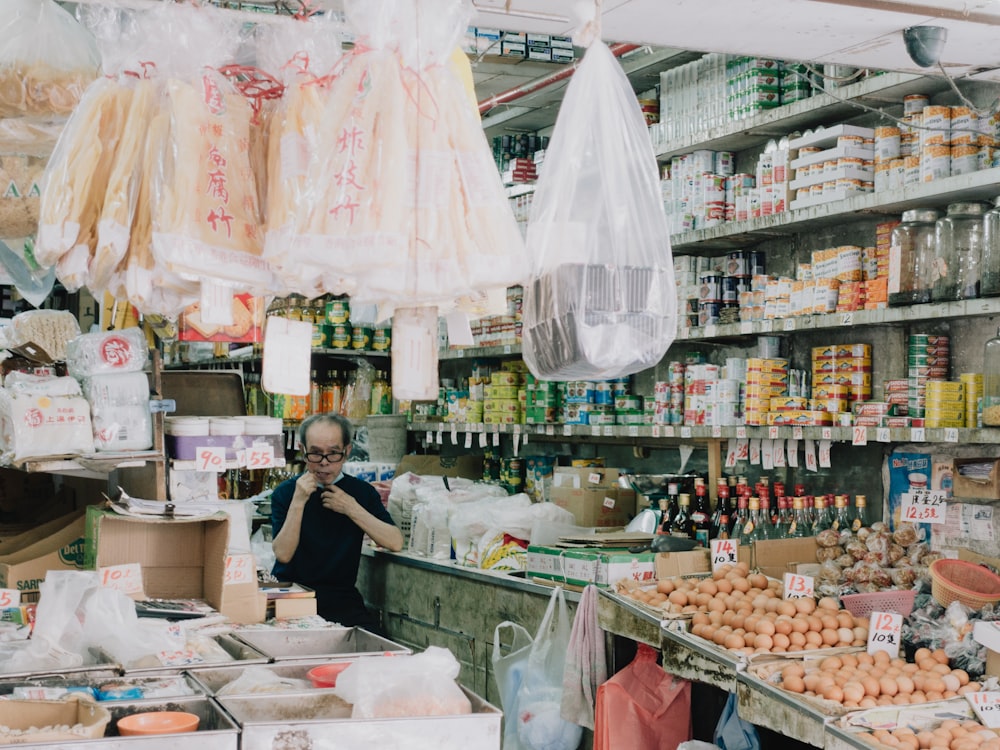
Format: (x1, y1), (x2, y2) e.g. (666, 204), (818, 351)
(522, 41), (677, 380)
(0, 0), (100, 119)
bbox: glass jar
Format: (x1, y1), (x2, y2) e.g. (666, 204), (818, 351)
(933, 202), (989, 302)
(889, 209), (940, 306)
(982, 196), (1000, 296)
(984, 327), (1000, 426)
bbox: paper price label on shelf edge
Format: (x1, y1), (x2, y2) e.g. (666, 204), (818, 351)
(99, 563), (144, 597)
(225, 554), (255, 586)
(681, 426), (692, 439)
(945, 427), (960, 443)
(563, 424), (573, 436)
(911, 427), (926, 442)
(818, 439), (832, 468)
(768, 426), (779, 440)
(492, 431), (500, 447)
(966, 692), (1000, 728)
(783, 572), (815, 600)
(900, 490), (947, 524)
(711, 539), (738, 571)
(736, 426), (748, 440)
(628, 425), (639, 437)
(451, 425), (458, 445)
(513, 434), (521, 455)
(664, 426), (676, 438)
(877, 427), (891, 443)
(783, 317), (795, 331)
(436, 430), (443, 445)
(425, 430), (433, 445)
(652, 425), (661, 438)
(792, 426), (803, 440)
(852, 425), (868, 446)
(821, 427), (833, 441)
(603, 425), (615, 437)
(464, 432), (473, 449)
(546, 424), (555, 436)
(196, 446), (226, 473)
(478, 432), (488, 448)
(867, 611), (903, 656)
(786, 439), (798, 468)
(245, 445), (275, 470)
(711, 424), (722, 438)
(740, 321), (753, 335)
(591, 425), (601, 436)
(0, 589), (19, 609)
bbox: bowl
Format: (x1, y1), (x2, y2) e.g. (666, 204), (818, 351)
(306, 662), (352, 688)
(117, 711), (200, 736)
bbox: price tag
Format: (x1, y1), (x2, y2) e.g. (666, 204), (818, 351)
(819, 439), (832, 468)
(877, 427), (890, 443)
(99, 563), (144, 596)
(627, 425), (639, 437)
(786, 439), (799, 468)
(740, 321), (753, 335)
(945, 427), (960, 443)
(523, 431), (529, 445)
(492, 431), (500, 447)
(792, 426), (803, 440)
(711, 539), (738, 570)
(664, 426), (676, 438)
(464, 432), (473, 449)
(436, 430), (443, 445)
(821, 427), (833, 441)
(563, 424), (573, 437)
(911, 427), (926, 442)
(451, 424), (458, 445)
(0, 589), (20, 609)
(712, 425), (722, 438)
(503, 344), (512, 354)
(196, 446), (226, 473)
(966, 692), (1000, 729)
(591, 425), (601, 437)
(783, 572), (815, 599)
(769, 426), (779, 440)
(536, 425), (545, 435)
(681, 426), (692, 439)
(546, 424), (555, 436)
(224, 553), (255, 585)
(425, 430), (433, 445)
(841, 312), (854, 326)
(749, 438), (761, 465)
(761, 438), (774, 470)
(725, 440), (739, 469)
(245, 444), (275, 470)
(157, 648), (204, 667)
(603, 425), (615, 437)
(761, 319), (773, 332)
(704, 325), (718, 338)
(479, 431), (488, 448)
(652, 424), (661, 438)
(852, 426), (868, 446)
(513, 434), (521, 455)
(588, 472), (602, 485)
(900, 489), (947, 524)
(773, 439), (786, 468)
(783, 317), (796, 331)
(867, 611), (903, 656)
(805, 438), (818, 473)
(602, 496), (616, 509)
(736, 426), (748, 439)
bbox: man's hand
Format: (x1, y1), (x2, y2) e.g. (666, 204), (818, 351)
(292, 472), (320, 504)
(321, 485), (360, 518)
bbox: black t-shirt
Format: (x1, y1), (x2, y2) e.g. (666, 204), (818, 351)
(270, 472), (394, 590)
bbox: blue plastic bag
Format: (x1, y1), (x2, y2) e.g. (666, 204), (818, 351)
(714, 692), (761, 750)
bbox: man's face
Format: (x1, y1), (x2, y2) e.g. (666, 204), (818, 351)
(303, 422), (351, 486)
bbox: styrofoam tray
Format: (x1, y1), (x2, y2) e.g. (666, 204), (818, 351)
(789, 124), (875, 150)
(790, 167), (874, 190)
(791, 145), (874, 170)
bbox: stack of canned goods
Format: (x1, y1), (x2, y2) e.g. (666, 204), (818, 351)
(908, 334), (950, 419)
(680, 250), (764, 328)
(653, 362), (686, 425)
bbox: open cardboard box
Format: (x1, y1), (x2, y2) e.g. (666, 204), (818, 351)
(84, 507), (265, 624)
(548, 467), (635, 528)
(0, 696), (110, 741)
(952, 457), (1000, 500)
(0, 512), (86, 602)
(395, 455), (484, 479)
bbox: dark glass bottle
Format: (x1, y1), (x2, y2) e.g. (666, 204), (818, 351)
(671, 493), (693, 539)
(691, 479), (712, 547)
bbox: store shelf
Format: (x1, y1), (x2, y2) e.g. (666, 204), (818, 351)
(653, 71), (944, 163)
(671, 166), (1000, 252)
(16, 450), (165, 479)
(678, 296), (1000, 342)
(439, 343), (522, 360)
(409, 420), (997, 445)
(166, 347), (391, 369)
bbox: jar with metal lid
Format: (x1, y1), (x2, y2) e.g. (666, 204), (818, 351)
(933, 201), (990, 302)
(889, 208), (940, 306)
(981, 196), (1000, 296)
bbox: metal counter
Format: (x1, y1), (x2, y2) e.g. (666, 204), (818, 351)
(231, 626), (409, 662)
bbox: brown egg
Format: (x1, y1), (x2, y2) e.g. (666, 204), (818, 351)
(668, 590), (688, 606)
(931, 649), (949, 664)
(756, 619), (776, 637)
(724, 633), (745, 650)
(803, 672), (823, 693)
(879, 677), (899, 697)
(783, 674), (806, 693)
(953, 669), (970, 686)
(708, 597), (728, 613)
(821, 614), (840, 631)
(754, 633), (773, 650)
(772, 633), (791, 650)
(774, 617), (794, 635)
(843, 682), (865, 704)
(789, 631), (807, 647)
(914, 648), (933, 663)
(805, 630), (823, 646)
(861, 676), (881, 697)
(895, 675), (914, 694)
(795, 597), (817, 615)
(823, 684), (844, 703)
(791, 617), (810, 634)
(837, 627), (855, 645)
(941, 674), (961, 693)
(860, 697), (878, 709)
(806, 615), (823, 632)
(821, 628), (840, 646)
(748, 573), (768, 590)
(657, 579), (675, 594)
(818, 596), (840, 611)
(821, 656), (843, 671)
(731, 577), (751, 593)
(715, 578), (733, 594)
(915, 731), (935, 749)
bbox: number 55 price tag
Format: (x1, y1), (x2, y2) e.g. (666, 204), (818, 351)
(710, 539), (737, 571)
(783, 572), (814, 599)
(868, 611), (903, 656)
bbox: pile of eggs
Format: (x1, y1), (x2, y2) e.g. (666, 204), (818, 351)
(778, 648), (981, 709)
(855, 719), (1000, 750)
(620, 562), (869, 655)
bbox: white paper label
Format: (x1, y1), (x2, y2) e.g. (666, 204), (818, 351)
(245, 444), (275, 470)
(786, 439), (798, 468)
(225, 553), (255, 585)
(681, 426), (692, 439)
(464, 432), (473, 449)
(588, 472), (601, 485)
(197, 446), (226, 473)
(478, 432), (488, 447)
(877, 427), (890, 443)
(262, 317), (312, 397)
(773, 439), (786, 468)
(967, 692), (1000, 728)
(99, 563), (144, 596)
(783, 572), (815, 599)
(563, 424), (573, 436)
(853, 426), (868, 446)
(900, 489), (947, 524)
(451, 424), (458, 444)
(761, 438), (774, 470)
(749, 438), (762, 465)
(805, 438), (818, 472)
(819, 439), (832, 468)
(602, 496), (616, 509)
(0, 589), (20, 608)
(792, 426), (803, 440)
(492, 431), (500, 446)
(628, 425), (639, 437)
(867, 611), (903, 656)
(712, 425), (722, 438)
(711, 539), (738, 570)
(945, 428), (960, 443)
(911, 427), (926, 442)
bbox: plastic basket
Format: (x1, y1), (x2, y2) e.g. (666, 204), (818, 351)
(840, 589), (916, 618)
(930, 558), (1000, 610)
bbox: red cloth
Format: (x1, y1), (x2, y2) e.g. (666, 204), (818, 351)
(594, 643), (692, 750)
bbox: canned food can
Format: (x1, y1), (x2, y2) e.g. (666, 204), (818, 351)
(351, 326), (373, 350)
(372, 327), (391, 351)
(950, 143), (979, 175)
(726, 251), (748, 276)
(330, 323), (351, 349)
(715, 151), (736, 176)
(722, 275), (741, 303)
(875, 126), (901, 161)
(904, 94), (929, 115)
(699, 272), (723, 302)
(920, 144), (951, 181)
(698, 301), (721, 326)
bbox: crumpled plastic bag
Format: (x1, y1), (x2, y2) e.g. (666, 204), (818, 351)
(216, 666), (311, 696)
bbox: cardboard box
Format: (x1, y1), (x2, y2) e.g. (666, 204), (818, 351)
(952, 457), (1000, 500)
(84, 507), (265, 624)
(395, 454), (483, 479)
(549, 468), (635, 527)
(655, 548), (712, 578)
(752, 537), (820, 580)
(0, 696), (110, 742)
(500, 41), (526, 58)
(526, 545), (655, 587)
(0, 509), (84, 553)
(0, 513), (86, 602)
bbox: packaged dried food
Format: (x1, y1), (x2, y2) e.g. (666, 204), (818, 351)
(893, 523), (919, 547)
(65, 326), (148, 378)
(9, 309), (81, 361)
(816, 545), (844, 563)
(815, 528), (841, 547)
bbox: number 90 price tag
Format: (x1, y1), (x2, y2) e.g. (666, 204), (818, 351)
(782, 572), (814, 599)
(867, 611), (903, 656)
(710, 539), (738, 571)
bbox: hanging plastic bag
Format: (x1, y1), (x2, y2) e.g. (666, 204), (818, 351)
(594, 643), (692, 750)
(513, 586), (583, 750)
(0, 238), (55, 308)
(0, 0), (100, 118)
(492, 620), (535, 750)
(714, 691), (761, 750)
(522, 23), (677, 380)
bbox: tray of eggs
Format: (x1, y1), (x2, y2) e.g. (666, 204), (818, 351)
(613, 561), (765, 620)
(751, 647), (984, 718)
(832, 700), (1000, 750)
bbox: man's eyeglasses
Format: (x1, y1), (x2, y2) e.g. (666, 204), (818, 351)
(304, 450), (347, 464)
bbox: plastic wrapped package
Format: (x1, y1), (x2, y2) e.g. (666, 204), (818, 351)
(8, 309), (81, 361)
(0, 372), (95, 462)
(522, 35), (677, 380)
(65, 326), (148, 378)
(0, 0), (100, 118)
(81, 371), (152, 451)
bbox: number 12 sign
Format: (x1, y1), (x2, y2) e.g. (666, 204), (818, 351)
(867, 611), (903, 656)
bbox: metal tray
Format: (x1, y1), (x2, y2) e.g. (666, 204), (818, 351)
(185, 659), (339, 696)
(0, 673), (204, 703)
(231, 626), (410, 662)
(217, 687), (502, 750)
(112, 633), (269, 676)
(0, 696), (239, 749)
(0, 648), (121, 682)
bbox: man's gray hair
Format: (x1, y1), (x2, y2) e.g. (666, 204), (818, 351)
(298, 413), (354, 448)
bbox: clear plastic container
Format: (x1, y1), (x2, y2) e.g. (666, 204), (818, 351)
(981, 196), (1000, 296)
(889, 208), (940, 306)
(933, 202), (989, 302)
(984, 326), (1000, 426)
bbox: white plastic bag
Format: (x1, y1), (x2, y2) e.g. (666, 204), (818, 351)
(0, 372), (95, 462)
(522, 39), (677, 380)
(66, 326), (148, 378)
(492, 620), (535, 750)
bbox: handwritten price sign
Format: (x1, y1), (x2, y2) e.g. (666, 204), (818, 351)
(783, 573), (815, 599)
(867, 611), (903, 656)
(966, 691), (1000, 728)
(98, 563), (144, 596)
(0, 589), (19, 609)
(245, 445), (275, 470)
(711, 539), (738, 571)
(196, 446), (226, 473)
(900, 490), (947, 524)
(224, 554), (255, 586)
